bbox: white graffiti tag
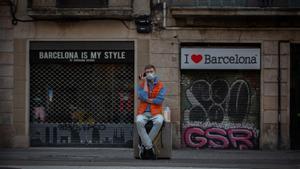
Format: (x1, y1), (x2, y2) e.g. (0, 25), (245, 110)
(185, 79), (251, 123)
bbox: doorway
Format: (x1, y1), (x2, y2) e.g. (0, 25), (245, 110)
(291, 44), (300, 150)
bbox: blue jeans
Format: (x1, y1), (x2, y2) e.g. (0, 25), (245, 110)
(136, 112), (164, 150)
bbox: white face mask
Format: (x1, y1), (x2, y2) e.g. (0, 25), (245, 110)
(146, 72), (156, 80)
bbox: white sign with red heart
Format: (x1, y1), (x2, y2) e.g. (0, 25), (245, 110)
(181, 47), (260, 70)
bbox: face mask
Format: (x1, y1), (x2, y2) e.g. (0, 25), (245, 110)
(146, 73), (155, 80)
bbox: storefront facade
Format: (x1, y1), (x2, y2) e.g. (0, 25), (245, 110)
(180, 45), (261, 149)
(0, 0), (300, 150)
(29, 41), (134, 147)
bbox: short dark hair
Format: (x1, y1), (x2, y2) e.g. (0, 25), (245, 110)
(144, 64), (156, 71)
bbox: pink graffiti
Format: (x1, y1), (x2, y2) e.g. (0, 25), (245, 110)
(184, 127), (207, 148)
(227, 128), (254, 149)
(206, 128), (230, 149)
(184, 127), (257, 150)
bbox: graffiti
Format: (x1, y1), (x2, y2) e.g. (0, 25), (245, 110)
(30, 123), (133, 147)
(181, 72), (260, 150)
(186, 79), (250, 123)
(113, 128), (125, 144)
(184, 127), (257, 150)
(57, 123), (107, 131)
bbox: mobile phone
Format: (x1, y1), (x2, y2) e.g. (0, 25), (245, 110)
(139, 72), (147, 80)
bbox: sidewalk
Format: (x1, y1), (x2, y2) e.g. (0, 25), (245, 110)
(0, 148), (300, 169)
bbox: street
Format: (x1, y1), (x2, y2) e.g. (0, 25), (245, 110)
(0, 148), (299, 169)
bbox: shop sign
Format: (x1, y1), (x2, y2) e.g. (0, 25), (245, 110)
(30, 41), (134, 64)
(30, 50), (134, 64)
(181, 47), (260, 70)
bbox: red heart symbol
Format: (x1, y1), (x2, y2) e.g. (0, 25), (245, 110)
(191, 54), (203, 63)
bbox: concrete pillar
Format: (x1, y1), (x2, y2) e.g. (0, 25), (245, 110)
(261, 40), (290, 150)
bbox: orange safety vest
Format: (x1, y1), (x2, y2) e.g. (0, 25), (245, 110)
(138, 80), (164, 116)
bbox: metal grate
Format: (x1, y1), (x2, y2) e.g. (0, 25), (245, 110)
(181, 71), (260, 150)
(30, 63), (134, 147)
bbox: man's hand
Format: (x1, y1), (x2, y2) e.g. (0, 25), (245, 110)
(139, 73), (146, 81)
(146, 99), (153, 103)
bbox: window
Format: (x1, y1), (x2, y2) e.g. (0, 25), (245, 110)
(56, 0), (108, 8)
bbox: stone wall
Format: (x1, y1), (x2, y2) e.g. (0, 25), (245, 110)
(0, 3), (15, 147)
(262, 41), (290, 149)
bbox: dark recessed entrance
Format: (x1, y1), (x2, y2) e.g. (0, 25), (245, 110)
(291, 44), (300, 150)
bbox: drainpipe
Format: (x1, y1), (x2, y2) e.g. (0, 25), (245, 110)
(163, 1), (167, 28)
(277, 40), (289, 150)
